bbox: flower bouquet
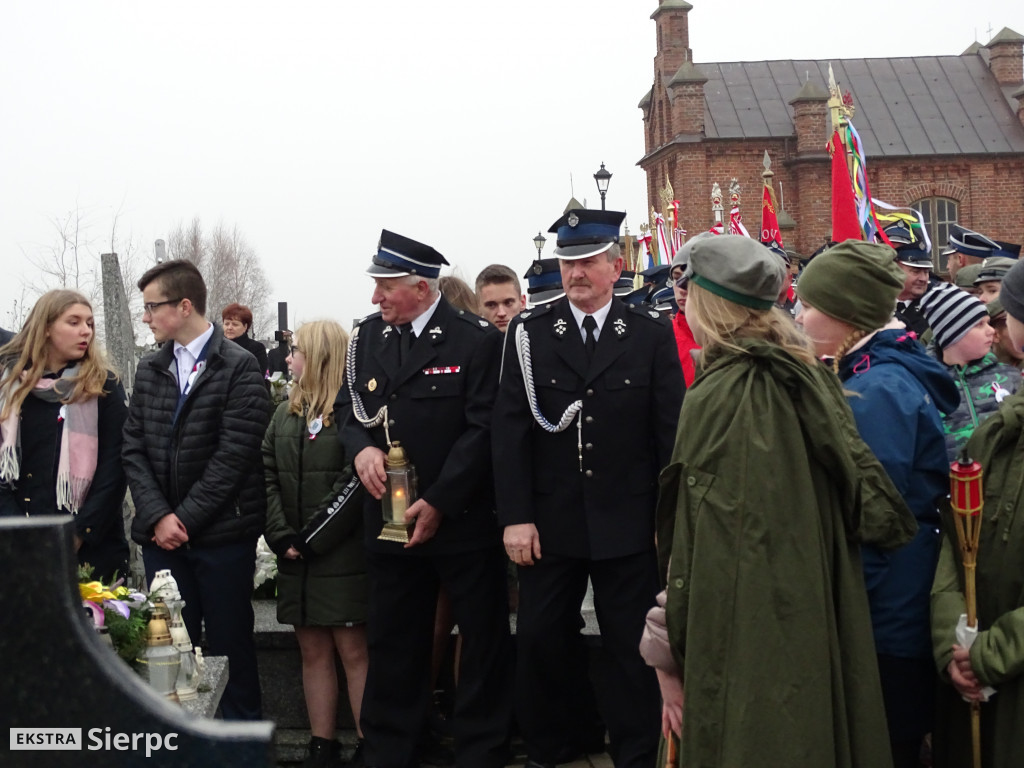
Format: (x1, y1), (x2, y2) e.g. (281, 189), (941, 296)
(78, 566), (152, 663)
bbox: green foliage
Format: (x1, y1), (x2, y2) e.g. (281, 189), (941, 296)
(105, 605), (150, 663)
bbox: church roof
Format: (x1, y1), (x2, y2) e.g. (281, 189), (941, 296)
(696, 55), (1024, 156)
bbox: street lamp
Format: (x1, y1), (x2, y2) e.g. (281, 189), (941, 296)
(594, 162), (612, 210)
(533, 231), (546, 259)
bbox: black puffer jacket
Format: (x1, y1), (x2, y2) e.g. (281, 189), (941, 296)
(123, 324), (271, 547)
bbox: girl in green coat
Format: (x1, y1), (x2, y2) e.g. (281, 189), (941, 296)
(931, 259), (1024, 768)
(641, 236), (915, 768)
(263, 321), (368, 768)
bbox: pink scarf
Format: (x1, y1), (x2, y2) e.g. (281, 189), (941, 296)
(0, 366), (99, 513)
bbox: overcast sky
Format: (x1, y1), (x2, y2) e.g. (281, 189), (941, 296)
(1, 0), (1020, 334)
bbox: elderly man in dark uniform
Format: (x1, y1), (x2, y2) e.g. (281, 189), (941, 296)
(889, 221), (938, 338)
(493, 209), (684, 768)
(335, 230), (512, 768)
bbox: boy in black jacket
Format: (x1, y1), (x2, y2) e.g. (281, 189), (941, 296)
(123, 260), (270, 720)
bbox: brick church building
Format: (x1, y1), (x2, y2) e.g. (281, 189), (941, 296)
(638, 0), (1024, 267)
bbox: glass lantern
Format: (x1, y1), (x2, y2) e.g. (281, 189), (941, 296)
(136, 600), (181, 702)
(379, 441), (417, 543)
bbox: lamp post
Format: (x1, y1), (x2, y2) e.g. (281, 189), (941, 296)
(533, 231), (547, 259)
(594, 162), (612, 210)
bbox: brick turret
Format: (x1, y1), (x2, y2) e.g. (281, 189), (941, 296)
(788, 80), (830, 156)
(986, 27), (1024, 87)
(651, 0), (693, 88)
(667, 60), (707, 136)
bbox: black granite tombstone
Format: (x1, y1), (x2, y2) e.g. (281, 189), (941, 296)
(0, 516), (274, 767)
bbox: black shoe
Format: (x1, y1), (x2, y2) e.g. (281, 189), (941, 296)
(342, 737), (365, 767)
(304, 736), (340, 768)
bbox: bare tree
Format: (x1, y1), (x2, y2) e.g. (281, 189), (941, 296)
(165, 217), (272, 337)
(22, 206), (101, 304)
(16, 203), (144, 346)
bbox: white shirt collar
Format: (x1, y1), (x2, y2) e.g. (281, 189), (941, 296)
(569, 296), (614, 340)
(174, 322), (214, 361)
(409, 292), (443, 337)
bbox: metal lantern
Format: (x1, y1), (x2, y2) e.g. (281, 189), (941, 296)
(379, 441), (417, 543)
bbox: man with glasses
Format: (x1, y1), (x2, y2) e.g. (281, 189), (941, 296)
(122, 259), (270, 720)
(493, 208), (683, 768)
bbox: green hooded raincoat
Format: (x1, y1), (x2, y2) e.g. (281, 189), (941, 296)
(931, 392), (1024, 768)
(657, 339), (915, 768)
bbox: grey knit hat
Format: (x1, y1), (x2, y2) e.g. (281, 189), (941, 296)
(999, 260), (1024, 323)
(918, 283), (989, 349)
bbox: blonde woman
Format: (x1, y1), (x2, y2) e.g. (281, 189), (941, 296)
(0, 290), (128, 581)
(262, 320), (368, 768)
(639, 236), (915, 768)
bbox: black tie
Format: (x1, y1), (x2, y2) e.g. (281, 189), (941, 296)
(582, 315), (597, 359)
(399, 324), (415, 364)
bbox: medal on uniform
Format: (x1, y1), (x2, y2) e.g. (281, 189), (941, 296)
(308, 415), (323, 441)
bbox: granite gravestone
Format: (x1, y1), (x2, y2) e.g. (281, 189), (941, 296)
(0, 516), (274, 767)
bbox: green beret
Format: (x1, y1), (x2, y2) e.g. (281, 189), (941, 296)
(954, 263), (984, 289)
(987, 297), (1006, 320)
(797, 240), (904, 332)
(686, 235), (785, 310)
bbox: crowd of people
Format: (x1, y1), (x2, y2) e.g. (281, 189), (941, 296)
(1, 210), (1023, 768)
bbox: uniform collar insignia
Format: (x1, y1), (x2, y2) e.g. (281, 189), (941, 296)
(383, 325), (393, 336)
(429, 326), (443, 337)
(613, 318), (627, 336)
(648, 311), (660, 319)
(554, 318), (567, 336)
(520, 311), (532, 319)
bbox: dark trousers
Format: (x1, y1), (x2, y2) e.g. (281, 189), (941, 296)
(143, 540), (262, 721)
(878, 654), (936, 768)
(361, 546), (513, 768)
(516, 550), (660, 768)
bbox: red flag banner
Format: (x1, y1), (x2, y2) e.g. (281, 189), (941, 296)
(829, 130), (862, 242)
(760, 183), (783, 248)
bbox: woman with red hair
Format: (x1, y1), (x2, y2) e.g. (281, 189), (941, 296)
(222, 303), (269, 385)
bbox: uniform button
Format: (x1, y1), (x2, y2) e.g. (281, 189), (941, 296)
(85, 527), (92, 534)
(431, 385), (437, 391)
(624, 378), (631, 385)
(388, 419), (395, 427)
(26, 473), (32, 479)
(673, 578), (684, 589)
(585, 443), (593, 450)
(585, 415), (593, 424)
(390, 394), (398, 401)
(551, 378), (557, 384)
(687, 476), (696, 487)
(585, 470), (593, 478)
(586, 388), (594, 396)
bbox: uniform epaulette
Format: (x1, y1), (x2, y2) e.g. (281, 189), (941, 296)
(452, 309), (497, 332)
(627, 304), (671, 324)
(515, 303), (554, 323)
(354, 311), (382, 328)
